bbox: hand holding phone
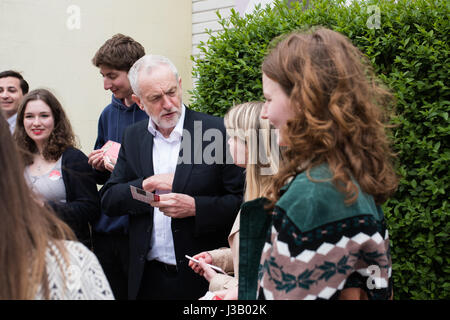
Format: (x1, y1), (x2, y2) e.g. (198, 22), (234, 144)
(185, 255), (226, 274)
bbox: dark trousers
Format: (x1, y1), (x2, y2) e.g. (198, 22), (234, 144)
(92, 233), (129, 300)
(137, 260), (183, 300)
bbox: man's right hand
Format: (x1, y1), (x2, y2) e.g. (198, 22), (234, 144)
(88, 149), (106, 171)
(142, 173), (174, 193)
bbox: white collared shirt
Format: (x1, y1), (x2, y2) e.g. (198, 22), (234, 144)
(146, 105), (186, 265)
(7, 113), (17, 134)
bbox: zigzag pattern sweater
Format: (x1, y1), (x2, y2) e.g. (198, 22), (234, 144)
(239, 165), (393, 300)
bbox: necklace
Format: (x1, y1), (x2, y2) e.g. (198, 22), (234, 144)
(34, 154), (46, 173)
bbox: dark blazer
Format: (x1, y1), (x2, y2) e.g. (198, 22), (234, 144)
(100, 108), (245, 299)
(49, 147), (100, 247)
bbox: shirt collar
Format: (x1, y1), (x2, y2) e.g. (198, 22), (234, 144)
(7, 113), (17, 133)
(147, 104), (186, 141)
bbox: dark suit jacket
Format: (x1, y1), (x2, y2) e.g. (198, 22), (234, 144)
(100, 107), (245, 299)
(48, 147), (100, 248)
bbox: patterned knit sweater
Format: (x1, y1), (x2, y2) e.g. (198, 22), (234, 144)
(257, 166), (392, 300)
(35, 241), (114, 300)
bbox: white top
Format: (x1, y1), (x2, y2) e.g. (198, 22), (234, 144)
(146, 105), (186, 265)
(25, 157), (66, 204)
(7, 113), (17, 133)
(35, 240), (114, 300)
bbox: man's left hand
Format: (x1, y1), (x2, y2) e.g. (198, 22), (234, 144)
(150, 193), (196, 218)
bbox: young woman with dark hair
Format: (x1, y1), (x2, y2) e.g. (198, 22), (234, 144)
(14, 88), (100, 248)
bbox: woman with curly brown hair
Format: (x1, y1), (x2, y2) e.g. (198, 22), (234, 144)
(238, 27), (398, 300)
(14, 88), (100, 248)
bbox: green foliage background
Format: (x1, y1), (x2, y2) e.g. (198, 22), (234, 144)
(189, 0), (449, 299)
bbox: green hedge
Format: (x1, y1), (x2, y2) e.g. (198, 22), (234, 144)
(189, 0), (450, 299)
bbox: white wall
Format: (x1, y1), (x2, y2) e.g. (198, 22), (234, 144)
(192, 0), (234, 56)
(191, 0), (275, 56)
(0, 0), (192, 154)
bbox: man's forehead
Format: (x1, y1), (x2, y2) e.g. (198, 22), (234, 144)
(143, 64), (176, 80)
(143, 83), (178, 100)
(139, 68), (179, 91)
(0, 76), (21, 88)
(99, 65), (123, 75)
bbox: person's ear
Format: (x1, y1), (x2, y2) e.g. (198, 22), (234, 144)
(132, 94), (144, 111)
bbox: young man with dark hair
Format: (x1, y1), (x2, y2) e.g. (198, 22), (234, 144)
(0, 70), (29, 133)
(89, 34), (148, 300)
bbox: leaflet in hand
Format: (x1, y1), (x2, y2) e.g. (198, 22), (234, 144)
(101, 140), (121, 164)
(199, 291), (223, 300)
(130, 185), (160, 204)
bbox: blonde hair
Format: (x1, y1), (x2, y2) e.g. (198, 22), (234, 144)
(224, 101), (279, 201)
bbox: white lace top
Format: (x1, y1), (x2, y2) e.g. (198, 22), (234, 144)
(35, 241), (114, 300)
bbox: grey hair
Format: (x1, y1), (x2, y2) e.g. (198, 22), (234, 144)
(128, 54), (179, 97)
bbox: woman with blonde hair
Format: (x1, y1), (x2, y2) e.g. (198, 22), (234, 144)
(189, 101), (279, 296)
(0, 114), (113, 299)
(238, 27), (398, 300)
